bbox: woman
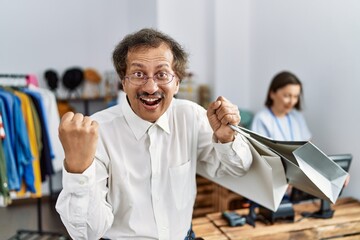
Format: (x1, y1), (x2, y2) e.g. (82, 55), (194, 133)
(251, 71), (311, 141)
(251, 71), (350, 194)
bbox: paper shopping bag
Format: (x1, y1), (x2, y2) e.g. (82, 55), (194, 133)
(237, 126), (349, 204)
(197, 128), (288, 211)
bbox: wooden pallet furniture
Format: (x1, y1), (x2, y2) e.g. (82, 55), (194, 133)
(193, 175), (246, 218)
(192, 217), (229, 240)
(193, 197), (360, 240)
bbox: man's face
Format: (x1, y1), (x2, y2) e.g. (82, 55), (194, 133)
(122, 43), (179, 122)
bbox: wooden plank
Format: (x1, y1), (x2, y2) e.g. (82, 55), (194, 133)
(335, 197), (358, 205)
(193, 221), (229, 240)
(335, 235), (360, 240)
(248, 223), (360, 240)
(192, 217), (210, 225)
(317, 221), (360, 239)
(223, 213), (360, 240)
(193, 207), (218, 218)
(201, 234), (229, 240)
(192, 222), (221, 236)
(247, 229), (317, 240)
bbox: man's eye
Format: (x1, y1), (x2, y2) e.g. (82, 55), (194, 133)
(134, 72), (144, 78)
(156, 72), (168, 79)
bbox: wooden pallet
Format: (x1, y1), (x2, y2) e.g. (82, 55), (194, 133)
(193, 175), (246, 218)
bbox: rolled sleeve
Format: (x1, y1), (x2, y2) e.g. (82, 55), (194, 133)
(213, 134), (252, 175)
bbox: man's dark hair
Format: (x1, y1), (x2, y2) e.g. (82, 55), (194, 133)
(113, 28), (189, 82)
(265, 71), (304, 110)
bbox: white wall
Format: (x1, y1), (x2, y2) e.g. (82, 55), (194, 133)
(246, 1), (360, 199)
(157, 0), (215, 88)
(213, 0), (251, 108)
(128, 0), (157, 31)
(0, 0), (129, 83)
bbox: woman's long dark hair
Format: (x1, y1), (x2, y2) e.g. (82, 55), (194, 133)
(265, 71), (303, 110)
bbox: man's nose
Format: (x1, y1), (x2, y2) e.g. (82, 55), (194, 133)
(142, 77), (159, 93)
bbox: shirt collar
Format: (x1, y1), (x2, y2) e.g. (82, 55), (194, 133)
(122, 95), (171, 140)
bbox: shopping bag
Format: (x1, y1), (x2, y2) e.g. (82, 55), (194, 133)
(197, 127), (288, 211)
(236, 126), (349, 204)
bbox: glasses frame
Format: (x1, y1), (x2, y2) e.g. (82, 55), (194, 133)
(125, 72), (176, 86)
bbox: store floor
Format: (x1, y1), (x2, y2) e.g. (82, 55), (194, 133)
(0, 197), (70, 240)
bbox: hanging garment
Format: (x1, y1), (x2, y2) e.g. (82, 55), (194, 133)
(14, 90), (42, 197)
(0, 115), (10, 205)
(22, 89), (54, 181)
(1, 88), (34, 192)
(29, 85), (64, 172)
(0, 95), (20, 191)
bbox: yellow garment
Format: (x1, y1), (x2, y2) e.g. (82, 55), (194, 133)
(14, 91), (42, 198)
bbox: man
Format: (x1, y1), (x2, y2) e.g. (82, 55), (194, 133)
(56, 28), (252, 240)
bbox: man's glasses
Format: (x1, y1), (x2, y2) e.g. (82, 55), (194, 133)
(125, 71), (175, 86)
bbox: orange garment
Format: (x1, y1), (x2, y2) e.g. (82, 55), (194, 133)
(14, 91), (42, 197)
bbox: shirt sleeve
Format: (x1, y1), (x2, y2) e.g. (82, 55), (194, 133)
(55, 159), (113, 240)
(297, 112), (312, 140)
(196, 107), (252, 178)
(250, 112), (271, 138)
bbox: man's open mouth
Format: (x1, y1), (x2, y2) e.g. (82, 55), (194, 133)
(140, 97), (162, 106)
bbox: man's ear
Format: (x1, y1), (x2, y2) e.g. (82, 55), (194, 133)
(121, 80), (127, 92)
(173, 79), (180, 95)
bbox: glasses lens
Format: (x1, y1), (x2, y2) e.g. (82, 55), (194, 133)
(127, 72), (174, 85)
(155, 72), (173, 85)
(128, 73), (146, 85)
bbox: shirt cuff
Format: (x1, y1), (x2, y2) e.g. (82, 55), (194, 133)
(213, 134), (249, 156)
(213, 135), (236, 156)
(62, 161), (96, 193)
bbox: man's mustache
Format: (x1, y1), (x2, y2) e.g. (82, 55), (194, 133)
(136, 92), (165, 99)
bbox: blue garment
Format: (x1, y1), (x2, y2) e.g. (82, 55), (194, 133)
(0, 89), (35, 192)
(13, 93), (35, 192)
(0, 90), (15, 147)
(22, 89), (54, 181)
(0, 98), (20, 190)
(251, 108), (311, 141)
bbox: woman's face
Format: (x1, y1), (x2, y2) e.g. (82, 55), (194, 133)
(270, 84), (301, 116)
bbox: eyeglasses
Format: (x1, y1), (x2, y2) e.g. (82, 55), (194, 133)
(125, 71), (175, 86)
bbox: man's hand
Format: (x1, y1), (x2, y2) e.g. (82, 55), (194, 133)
(58, 112), (99, 173)
(207, 96), (240, 143)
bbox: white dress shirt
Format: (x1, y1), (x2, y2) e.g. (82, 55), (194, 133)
(56, 96), (252, 240)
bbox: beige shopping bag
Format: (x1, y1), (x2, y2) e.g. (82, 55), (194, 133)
(237, 126), (349, 204)
(197, 127), (288, 211)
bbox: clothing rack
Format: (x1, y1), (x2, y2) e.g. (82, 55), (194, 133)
(0, 74), (28, 87)
(0, 74), (67, 239)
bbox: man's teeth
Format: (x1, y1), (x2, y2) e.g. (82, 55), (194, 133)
(142, 98), (159, 102)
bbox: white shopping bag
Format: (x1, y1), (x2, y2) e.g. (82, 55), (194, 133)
(238, 126), (349, 204)
(197, 127), (288, 211)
